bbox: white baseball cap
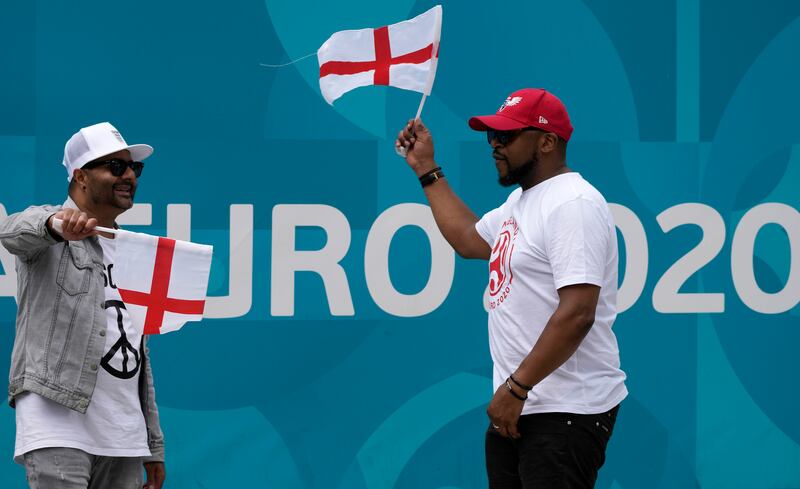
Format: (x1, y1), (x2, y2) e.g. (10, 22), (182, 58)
(62, 122), (154, 182)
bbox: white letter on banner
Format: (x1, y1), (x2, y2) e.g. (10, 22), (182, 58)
(116, 203), (152, 226)
(732, 203), (800, 314)
(609, 204), (648, 313)
(167, 204), (254, 318)
(653, 203), (725, 313)
(364, 203), (455, 317)
(0, 204), (17, 301)
(271, 204), (354, 316)
(166, 204), (192, 241)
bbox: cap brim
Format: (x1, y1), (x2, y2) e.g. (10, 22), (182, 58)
(468, 114), (529, 132)
(126, 144), (154, 162)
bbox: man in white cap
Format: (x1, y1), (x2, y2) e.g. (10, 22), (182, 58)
(0, 122), (166, 489)
(396, 89), (627, 488)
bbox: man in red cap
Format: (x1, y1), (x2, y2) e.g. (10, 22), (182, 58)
(396, 88), (627, 488)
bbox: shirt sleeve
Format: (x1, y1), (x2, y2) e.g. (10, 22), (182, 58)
(0, 205), (61, 262)
(476, 190), (521, 245)
(544, 197), (610, 289)
(475, 205), (504, 245)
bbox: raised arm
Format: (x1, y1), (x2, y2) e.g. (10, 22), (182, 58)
(396, 119), (491, 260)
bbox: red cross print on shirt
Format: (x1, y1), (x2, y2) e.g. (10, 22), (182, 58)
(118, 237), (205, 335)
(319, 26), (437, 85)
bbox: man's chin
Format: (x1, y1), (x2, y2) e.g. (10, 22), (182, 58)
(498, 176), (517, 187)
(112, 196), (135, 210)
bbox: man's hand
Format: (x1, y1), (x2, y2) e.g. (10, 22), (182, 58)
(143, 461), (166, 489)
(47, 209), (98, 241)
(395, 119), (437, 176)
(487, 382), (526, 439)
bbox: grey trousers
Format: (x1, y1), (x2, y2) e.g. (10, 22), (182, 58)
(22, 448), (143, 489)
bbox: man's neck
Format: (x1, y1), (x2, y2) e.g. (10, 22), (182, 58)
(519, 162), (570, 190)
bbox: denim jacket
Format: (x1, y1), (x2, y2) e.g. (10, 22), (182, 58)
(0, 200), (164, 463)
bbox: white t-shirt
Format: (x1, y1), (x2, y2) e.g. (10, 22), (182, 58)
(14, 236), (150, 461)
(476, 172), (627, 415)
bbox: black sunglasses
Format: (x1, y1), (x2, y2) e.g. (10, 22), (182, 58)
(486, 127), (544, 145)
(82, 158), (144, 178)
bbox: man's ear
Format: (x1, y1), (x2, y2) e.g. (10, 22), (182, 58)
(73, 169), (88, 189)
(539, 133), (559, 154)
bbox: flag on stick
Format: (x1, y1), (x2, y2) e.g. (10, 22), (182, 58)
(113, 230), (213, 335)
(317, 5), (442, 105)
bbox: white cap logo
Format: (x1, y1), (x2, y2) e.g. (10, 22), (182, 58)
(538, 115), (549, 124)
(499, 96), (523, 112)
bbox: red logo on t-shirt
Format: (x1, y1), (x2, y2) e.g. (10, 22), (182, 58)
(488, 218), (518, 309)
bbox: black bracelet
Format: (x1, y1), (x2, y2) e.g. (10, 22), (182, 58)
(419, 167), (444, 187)
(510, 373), (533, 391)
(505, 379), (527, 401)
(418, 166), (441, 179)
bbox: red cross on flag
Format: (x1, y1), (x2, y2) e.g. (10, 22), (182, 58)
(317, 5), (442, 104)
(113, 230), (213, 335)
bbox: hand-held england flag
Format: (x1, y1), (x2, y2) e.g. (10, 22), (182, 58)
(317, 5), (442, 104)
(113, 230), (213, 335)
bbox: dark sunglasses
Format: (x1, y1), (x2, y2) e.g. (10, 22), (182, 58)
(486, 127), (543, 145)
(82, 158), (144, 177)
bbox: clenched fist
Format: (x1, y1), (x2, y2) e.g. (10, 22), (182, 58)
(396, 119), (438, 176)
(47, 208), (98, 241)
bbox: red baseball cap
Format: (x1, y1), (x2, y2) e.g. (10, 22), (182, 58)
(468, 88), (574, 141)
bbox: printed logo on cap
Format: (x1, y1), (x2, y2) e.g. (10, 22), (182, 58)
(498, 96), (522, 112)
(110, 129), (124, 143)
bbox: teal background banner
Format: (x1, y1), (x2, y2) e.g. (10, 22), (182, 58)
(2, 1), (800, 487)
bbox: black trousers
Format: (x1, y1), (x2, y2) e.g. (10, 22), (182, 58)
(485, 405), (620, 489)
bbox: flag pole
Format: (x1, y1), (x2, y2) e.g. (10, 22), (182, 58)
(395, 92), (429, 157)
(52, 218), (118, 235)
(396, 5), (442, 157)
(413, 93), (428, 121)
(94, 225), (118, 234)
(414, 4), (441, 124)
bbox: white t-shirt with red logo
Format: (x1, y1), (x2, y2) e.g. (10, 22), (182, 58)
(476, 172), (627, 415)
(14, 236), (150, 461)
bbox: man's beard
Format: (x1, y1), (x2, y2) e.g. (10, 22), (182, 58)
(498, 152), (538, 187)
(89, 181), (136, 210)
